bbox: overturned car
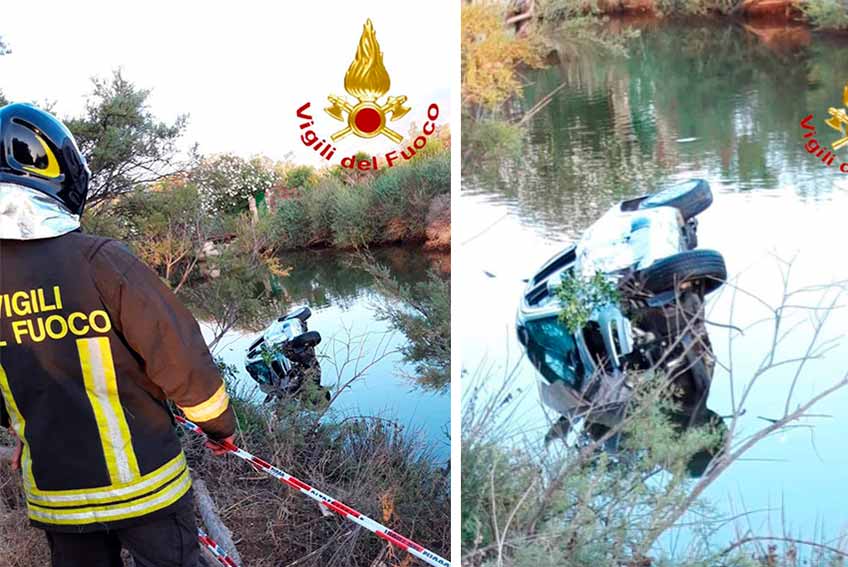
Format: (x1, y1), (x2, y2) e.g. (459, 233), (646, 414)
(245, 306), (327, 404)
(516, 179), (727, 471)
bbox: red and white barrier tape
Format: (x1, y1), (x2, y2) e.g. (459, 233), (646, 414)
(177, 416), (450, 567)
(198, 528), (240, 566)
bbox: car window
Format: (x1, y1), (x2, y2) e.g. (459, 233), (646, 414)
(524, 318), (581, 388)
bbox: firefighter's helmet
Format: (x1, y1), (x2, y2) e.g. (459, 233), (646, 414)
(0, 103), (90, 215)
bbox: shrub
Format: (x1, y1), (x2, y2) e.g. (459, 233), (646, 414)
(331, 184), (379, 248)
(555, 271), (620, 333)
(801, 0), (848, 29)
(193, 154), (279, 214)
(462, 3), (544, 112)
(284, 164), (318, 189)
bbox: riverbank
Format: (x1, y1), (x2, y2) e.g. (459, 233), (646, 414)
(0, 381), (451, 566)
(529, 0), (848, 29)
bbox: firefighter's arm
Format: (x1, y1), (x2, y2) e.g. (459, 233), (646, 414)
(90, 240), (236, 440)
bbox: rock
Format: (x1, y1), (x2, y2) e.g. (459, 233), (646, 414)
(424, 194), (451, 251)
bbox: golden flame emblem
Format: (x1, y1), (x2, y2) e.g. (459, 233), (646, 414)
(325, 19), (410, 143)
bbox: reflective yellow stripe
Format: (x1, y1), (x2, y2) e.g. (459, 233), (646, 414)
(179, 383), (230, 423)
(77, 337), (141, 484)
(0, 364), (38, 492)
(27, 452), (186, 506)
(97, 338), (141, 478)
(28, 468), (191, 525)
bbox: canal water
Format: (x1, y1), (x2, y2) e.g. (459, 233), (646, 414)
(205, 247), (451, 462)
(460, 21), (848, 548)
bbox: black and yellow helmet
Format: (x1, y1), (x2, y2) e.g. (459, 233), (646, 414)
(0, 103), (90, 215)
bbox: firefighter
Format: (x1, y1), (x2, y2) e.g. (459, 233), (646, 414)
(0, 102), (236, 566)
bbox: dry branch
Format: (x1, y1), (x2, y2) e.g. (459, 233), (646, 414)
(192, 475), (243, 565)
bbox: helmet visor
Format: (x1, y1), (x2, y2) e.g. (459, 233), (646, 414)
(4, 120), (64, 180)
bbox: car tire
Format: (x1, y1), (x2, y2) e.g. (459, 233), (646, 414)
(638, 249), (726, 295)
(290, 330), (322, 349)
(638, 179), (713, 220)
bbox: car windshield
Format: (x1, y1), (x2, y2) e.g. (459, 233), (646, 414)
(524, 317), (581, 388)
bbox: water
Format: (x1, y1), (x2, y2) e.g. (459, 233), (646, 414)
(461, 21), (848, 547)
(204, 247), (451, 462)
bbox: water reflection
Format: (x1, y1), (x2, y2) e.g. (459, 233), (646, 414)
(278, 247), (449, 310)
(465, 22), (848, 240)
(207, 246), (451, 461)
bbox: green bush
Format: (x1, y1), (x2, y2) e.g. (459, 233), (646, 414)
(331, 184), (379, 248)
(801, 0), (848, 29)
(271, 198), (311, 248)
(269, 147), (450, 250)
(300, 177), (343, 244)
(284, 165), (317, 189)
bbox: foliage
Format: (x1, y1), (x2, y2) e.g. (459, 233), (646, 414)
(284, 164), (317, 189)
(652, 0), (740, 15)
(461, 2), (544, 114)
(192, 154), (280, 214)
(462, 117), (525, 161)
(114, 180), (209, 292)
(801, 0), (848, 29)
(462, 373), (721, 566)
(194, 378), (451, 566)
(368, 264), (451, 391)
(555, 271), (620, 333)
(270, 145), (450, 250)
(461, 365), (845, 567)
(185, 213), (289, 350)
(64, 71), (188, 207)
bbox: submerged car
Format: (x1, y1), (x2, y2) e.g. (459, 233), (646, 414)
(516, 179), (727, 464)
(245, 306), (326, 403)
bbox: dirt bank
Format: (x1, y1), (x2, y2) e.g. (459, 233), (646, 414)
(424, 193), (451, 251)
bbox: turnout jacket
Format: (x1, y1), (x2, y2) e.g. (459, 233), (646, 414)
(0, 232), (236, 531)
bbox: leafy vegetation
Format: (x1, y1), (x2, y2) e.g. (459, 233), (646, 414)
(462, 3), (544, 114)
(368, 264), (451, 391)
(555, 271), (620, 333)
(801, 0), (848, 29)
(269, 145), (450, 249)
(65, 71), (189, 208)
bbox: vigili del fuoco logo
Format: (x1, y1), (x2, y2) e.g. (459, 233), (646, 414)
(800, 81), (848, 174)
(296, 19), (440, 171)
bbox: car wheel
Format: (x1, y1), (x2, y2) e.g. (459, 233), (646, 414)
(638, 179), (713, 220)
(638, 249), (727, 295)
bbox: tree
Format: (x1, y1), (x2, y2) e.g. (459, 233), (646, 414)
(65, 71), (188, 207)
(118, 179), (208, 293)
